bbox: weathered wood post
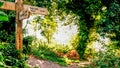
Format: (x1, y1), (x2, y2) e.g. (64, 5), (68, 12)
(0, 0), (48, 52)
(15, 0), (23, 50)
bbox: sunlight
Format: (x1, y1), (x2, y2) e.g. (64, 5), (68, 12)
(23, 15), (78, 45)
(93, 36), (111, 52)
(53, 23), (78, 44)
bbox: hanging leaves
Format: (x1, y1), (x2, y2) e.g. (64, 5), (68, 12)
(0, 2), (8, 21)
(0, 11), (9, 21)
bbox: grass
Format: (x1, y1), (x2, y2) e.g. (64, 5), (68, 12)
(28, 41), (81, 66)
(31, 48), (81, 66)
(31, 46), (68, 66)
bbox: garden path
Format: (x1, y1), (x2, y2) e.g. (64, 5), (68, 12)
(26, 55), (90, 68)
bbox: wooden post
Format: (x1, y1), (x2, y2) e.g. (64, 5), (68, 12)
(0, 0), (48, 51)
(15, 0), (23, 50)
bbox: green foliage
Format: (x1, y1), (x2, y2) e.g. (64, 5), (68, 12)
(1, 43), (19, 66)
(89, 50), (120, 68)
(64, 0), (120, 59)
(0, 53), (4, 62)
(23, 36), (35, 54)
(0, 11), (9, 21)
(31, 42), (67, 66)
(51, 44), (73, 54)
(0, 2), (3, 7)
(0, 2), (8, 21)
(28, 39), (80, 66)
(0, 43), (14, 67)
(0, 42), (28, 67)
(32, 16), (57, 43)
(97, 1), (120, 47)
(0, 0), (119, 67)
(0, 11), (15, 42)
(0, 1), (16, 66)
(0, 52), (5, 67)
(69, 34), (79, 50)
(13, 58), (29, 68)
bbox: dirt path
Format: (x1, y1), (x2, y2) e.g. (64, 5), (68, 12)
(26, 55), (90, 68)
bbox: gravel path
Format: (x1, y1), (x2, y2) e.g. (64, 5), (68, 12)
(26, 55), (90, 68)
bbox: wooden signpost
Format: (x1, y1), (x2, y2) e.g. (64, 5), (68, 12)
(0, 0), (48, 50)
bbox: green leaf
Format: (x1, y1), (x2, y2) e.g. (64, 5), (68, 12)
(0, 53), (4, 62)
(0, 2), (3, 7)
(0, 11), (9, 21)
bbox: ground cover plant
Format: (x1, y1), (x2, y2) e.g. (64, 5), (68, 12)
(0, 42), (29, 68)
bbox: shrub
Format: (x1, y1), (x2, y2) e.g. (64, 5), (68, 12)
(23, 36), (35, 54)
(0, 42), (28, 67)
(89, 49), (120, 68)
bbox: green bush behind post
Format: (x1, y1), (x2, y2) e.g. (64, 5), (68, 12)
(0, 2), (9, 21)
(23, 36), (35, 54)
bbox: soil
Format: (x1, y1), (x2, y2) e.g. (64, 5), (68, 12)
(26, 55), (90, 68)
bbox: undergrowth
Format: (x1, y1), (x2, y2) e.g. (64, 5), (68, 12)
(30, 43), (68, 66)
(88, 46), (120, 68)
(0, 42), (29, 68)
(29, 40), (80, 66)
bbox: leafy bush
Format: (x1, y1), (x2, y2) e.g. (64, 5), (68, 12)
(51, 44), (73, 54)
(0, 2), (9, 21)
(3, 43), (18, 58)
(88, 49), (120, 68)
(13, 58), (29, 68)
(0, 42), (28, 67)
(23, 36), (35, 54)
